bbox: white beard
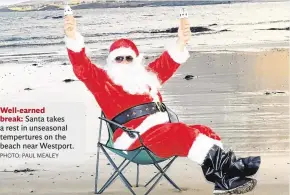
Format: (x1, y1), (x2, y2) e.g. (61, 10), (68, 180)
(104, 58), (161, 100)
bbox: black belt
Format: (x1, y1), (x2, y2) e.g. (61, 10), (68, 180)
(110, 102), (167, 133)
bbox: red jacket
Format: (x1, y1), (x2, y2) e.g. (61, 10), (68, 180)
(66, 34), (189, 148)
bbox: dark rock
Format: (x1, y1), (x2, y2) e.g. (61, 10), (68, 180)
(191, 26), (212, 33)
(74, 16), (82, 18)
(209, 23), (217, 26)
(63, 79), (75, 83)
(31, 63), (38, 66)
(220, 29), (230, 32)
(62, 62), (68, 65)
(184, 75), (195, 80)
(24, 88), (33, 91)
(151, 26), (212, 34)
(14, 168), (36, 173)
(266, 27), (289, 31)
(52, 16), (63, 19)
(265, 91), (285, 95)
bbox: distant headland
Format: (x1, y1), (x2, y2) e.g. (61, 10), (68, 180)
(0, 0), (238, 12)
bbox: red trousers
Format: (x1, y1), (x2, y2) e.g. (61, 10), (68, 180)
(127, 123), (222, 161)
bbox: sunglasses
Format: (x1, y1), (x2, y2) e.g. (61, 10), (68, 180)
(115, 56), (134, 63)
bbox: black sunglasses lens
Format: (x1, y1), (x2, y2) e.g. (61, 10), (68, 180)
(115, 56), (133, 63)
(126, 56), (133, 62)
(115, 56), (124, 62)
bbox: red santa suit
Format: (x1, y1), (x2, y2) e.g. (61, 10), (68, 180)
(65, 32), (223, 165)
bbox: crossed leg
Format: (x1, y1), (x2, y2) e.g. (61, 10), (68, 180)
(127, 122), (223, 163)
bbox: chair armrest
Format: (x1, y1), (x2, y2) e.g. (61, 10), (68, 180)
(98, 117), (142, 141)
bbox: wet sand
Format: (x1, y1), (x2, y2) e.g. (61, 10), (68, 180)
(0, 49), (289, 194)
(161, 48), (289, 155)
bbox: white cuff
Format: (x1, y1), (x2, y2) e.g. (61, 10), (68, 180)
(187, 134), (223, 165)
(64, 32), (85, 52)
(166, 40), (190, 64)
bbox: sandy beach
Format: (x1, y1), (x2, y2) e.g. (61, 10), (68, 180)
(0, 48), (289, 195)
(0, 0), (289, 194)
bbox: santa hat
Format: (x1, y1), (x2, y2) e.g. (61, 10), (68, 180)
(107, 38), (142, 63)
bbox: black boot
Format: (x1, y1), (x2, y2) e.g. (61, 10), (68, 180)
(201, 145), (260, 194)
(230, 154), (261, 177)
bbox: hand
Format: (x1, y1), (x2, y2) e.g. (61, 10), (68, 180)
(64, 15), (76, 39)
(177, 9), (191, 51)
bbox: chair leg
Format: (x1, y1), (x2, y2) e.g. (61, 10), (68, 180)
(99, 156), (140, 194)
(99, 146), (137, 195)
(98, 159), (128, 194)
(152, 156), (181, 191)
(144, 159), (171, 187)
(144, 153), (181, 195)
(100, 150), (144, 193)
(136, 164), (139, 187)
(145, 169), (166, 195)
(94, 143), (102, 194)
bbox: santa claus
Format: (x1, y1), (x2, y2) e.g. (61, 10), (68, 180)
(64, 6), (261, 195)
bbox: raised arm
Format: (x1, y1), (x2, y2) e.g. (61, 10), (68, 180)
(65, 32), (102, 82)
(147, 8), (191, 84)
(64, 7), (107, 91)
(147, 40), (190, 84)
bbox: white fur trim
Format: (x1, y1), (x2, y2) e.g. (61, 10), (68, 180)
(134, 53), (144, 65)
(187, 134), (223, 165)
(113, 111), (169, 150)
(64, 32), (85, 52)
(107, 47), (137, 63)
(166, 40), (190, 64)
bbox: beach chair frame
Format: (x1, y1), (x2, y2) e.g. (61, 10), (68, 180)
(94, 111), (181, 195)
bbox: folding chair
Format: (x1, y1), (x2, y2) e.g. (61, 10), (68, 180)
(94, 111), (181, 195)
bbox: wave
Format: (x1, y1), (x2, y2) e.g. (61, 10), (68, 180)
(0, 27), (233, 48)
(225, 19), (290, 26)
(0, 42), (64, 48)
(0, 32), (129, 43)
(0, 52), (59, 57)
(1, 35), (63, 42)
(0, 21), (234, 44)
(3, 20), (286, 46)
